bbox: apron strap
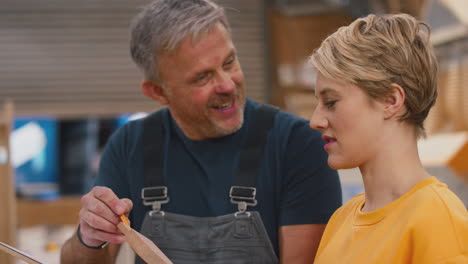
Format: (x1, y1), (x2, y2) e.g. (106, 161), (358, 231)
(230, 104), (278, 214)
(141, 110), (169, 212)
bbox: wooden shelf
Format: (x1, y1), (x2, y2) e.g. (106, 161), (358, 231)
(268, 9), (353, 110)
(17, 196), (81, 227)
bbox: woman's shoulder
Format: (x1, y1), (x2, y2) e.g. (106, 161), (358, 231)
(404, 180), (467, 251)
(412, 180), (467, 222)
(408, 181), (468, 262)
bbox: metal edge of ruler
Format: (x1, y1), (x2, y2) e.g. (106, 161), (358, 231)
(0, 241), (45, 264)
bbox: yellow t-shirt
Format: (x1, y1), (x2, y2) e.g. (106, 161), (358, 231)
(315, 177), (468, 264)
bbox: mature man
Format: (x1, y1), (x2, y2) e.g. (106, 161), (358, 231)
(61, 0), (341, 263)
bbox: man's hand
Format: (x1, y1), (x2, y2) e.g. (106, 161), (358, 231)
(78, 186), (133, 247)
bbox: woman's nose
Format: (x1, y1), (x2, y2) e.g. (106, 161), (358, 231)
(309, 108), (327, 131)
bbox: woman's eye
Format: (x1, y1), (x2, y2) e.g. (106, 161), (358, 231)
(324, 100), (337, 108)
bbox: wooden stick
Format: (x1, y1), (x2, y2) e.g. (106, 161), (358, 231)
(0, 241), (43, 264)
(117, 222), (173, 264)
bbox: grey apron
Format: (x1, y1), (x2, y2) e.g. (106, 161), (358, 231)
(137, 105), (279, 264)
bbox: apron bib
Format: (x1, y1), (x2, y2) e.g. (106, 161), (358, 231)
(137, 211), (278, 264)
(138, 105), (279, 263)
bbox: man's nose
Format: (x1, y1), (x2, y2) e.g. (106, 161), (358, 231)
(214, 71), (236, 94)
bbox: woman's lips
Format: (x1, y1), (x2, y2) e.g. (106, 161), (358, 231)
(322, 135), (336, 151)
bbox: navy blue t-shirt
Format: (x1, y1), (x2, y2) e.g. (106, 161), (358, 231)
(96, 99), (341, 255)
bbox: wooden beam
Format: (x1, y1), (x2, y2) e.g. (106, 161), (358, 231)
(440, 0), (468, 25)
(431, 24), (468, 46)
(0, 101), (16, 264)
(418, 132), (468, 182)
(387, 0), (429, 19)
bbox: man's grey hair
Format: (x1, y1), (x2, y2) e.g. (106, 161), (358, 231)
(130, 0), (230, 83)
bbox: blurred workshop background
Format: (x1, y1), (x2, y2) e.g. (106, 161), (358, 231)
(0, 0), (467, 263)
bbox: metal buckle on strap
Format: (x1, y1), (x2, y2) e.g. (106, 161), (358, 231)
(141, 186), (169, 214)
(229, 186), (257, 216)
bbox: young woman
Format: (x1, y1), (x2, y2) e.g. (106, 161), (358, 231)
(309, 13), (468, 263)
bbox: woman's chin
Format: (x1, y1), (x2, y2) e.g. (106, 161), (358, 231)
(328, 159), (356, 170)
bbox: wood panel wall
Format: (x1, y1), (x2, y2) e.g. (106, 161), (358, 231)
(0, 0), (267, 118)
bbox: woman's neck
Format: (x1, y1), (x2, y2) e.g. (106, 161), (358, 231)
(358, 129), (430, 212)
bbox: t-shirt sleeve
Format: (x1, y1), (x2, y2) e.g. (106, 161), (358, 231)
(278, 115), (342, 226)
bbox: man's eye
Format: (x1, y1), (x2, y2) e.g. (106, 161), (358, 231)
(224, 57), (235, 67)
(197, 74), (207, 81)
(194, 72), (211, 84)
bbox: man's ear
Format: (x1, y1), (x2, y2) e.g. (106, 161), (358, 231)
(141, 80), (169, 105)
(383, 83), (406, 120)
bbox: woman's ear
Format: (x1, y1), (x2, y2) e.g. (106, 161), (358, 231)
(383, 83), (405, 119)
(141, 80), (169, 105)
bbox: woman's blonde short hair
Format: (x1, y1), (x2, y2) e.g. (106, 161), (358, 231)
(309, 13), (438, 137)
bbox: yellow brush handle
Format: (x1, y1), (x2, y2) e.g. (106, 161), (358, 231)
(120, 214), (131, 226)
